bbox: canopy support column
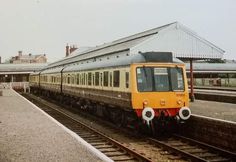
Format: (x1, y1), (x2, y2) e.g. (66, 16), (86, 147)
(190, 59), (195, 102)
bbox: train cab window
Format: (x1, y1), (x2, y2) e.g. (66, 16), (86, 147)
(125, 72), (129, 88)
(95, 72), (99, 86)
(113, 70), (120, 87)
(170, 67), (184, 91)
(103, 71), (108, 87)
(136, 67), (184, 92)
(88, 72), (92, 86)
(137, 68), (153, 91)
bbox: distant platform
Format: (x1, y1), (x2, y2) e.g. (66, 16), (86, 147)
(190, 100), (236, 122)
(0, 89), (110, 162)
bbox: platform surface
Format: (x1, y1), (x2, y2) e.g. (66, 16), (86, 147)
(0, 89), (105, 162)
(190, 100), (236, 122)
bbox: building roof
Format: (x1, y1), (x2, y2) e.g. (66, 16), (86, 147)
(0, 63), (47, 74)
(46, 22), (224, 69)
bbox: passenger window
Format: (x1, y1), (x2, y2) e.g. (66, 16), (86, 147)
(125, 72), (129, 88)
(113, 70), (120, 87)
(103, 71), (108, 87)
(92, 73), (95, 85)
(82, 73), (85, 85)
(85, 73), (87, 85)
(100, 73), (103, 86)
(67, 76), (70, 84)
(77, 74), (80, 85)
(88, 72), (92, 86)
(95, 72), (99, 86)
(109, 72), (112, 87)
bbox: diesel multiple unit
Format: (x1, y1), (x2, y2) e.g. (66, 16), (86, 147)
(29, 52), (191, 132)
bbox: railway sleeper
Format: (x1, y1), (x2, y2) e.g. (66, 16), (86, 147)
(95, 145), (114, 149)
(111, 156), (135, 161)
(105, 152), (127, 157)
(90, 142), (109, 146)
(85, 139), (106, 143)
(99, 147), (120, 153)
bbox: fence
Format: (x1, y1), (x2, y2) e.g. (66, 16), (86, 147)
(0, 82), (30, 92)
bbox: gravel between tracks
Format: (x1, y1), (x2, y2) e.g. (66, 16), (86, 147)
(0, 89), (104, 162)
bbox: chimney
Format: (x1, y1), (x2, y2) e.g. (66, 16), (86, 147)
(69, 45), (78, 54)
(18, 51), (23, 57)
(66, 44), (70, 57)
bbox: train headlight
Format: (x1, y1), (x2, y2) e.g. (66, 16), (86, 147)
(142, 107), (155, 125)
(177, 100), (182, 105)
(178, 107), (191, 120)
(143, 100), (148, 107)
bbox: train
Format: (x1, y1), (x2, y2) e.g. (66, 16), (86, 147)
(29, 52), (191, 132)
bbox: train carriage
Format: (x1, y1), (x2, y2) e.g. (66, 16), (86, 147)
(29, 71), (40, 91)
(29, 52), (191, 131)
(40, 67), (63, 93)
(61, 52), (190, 128)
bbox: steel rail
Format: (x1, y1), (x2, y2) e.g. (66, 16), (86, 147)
(26, 94), (152, 162)
(147, 135), (235, 162)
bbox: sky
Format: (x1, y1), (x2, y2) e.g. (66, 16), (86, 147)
(0, 0), (235, 63)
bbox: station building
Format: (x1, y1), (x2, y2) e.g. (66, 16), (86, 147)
(0, 63), (47, 89)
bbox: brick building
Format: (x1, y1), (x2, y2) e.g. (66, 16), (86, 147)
(9, 51), (47, 64)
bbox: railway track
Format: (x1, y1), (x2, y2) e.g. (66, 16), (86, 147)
(23, 93), (236, 162)
(26, 96), (151, 162)
(148, 135), (236, 162)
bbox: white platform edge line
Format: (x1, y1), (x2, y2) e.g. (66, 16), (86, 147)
(12, 90), (113, 162)
(192, 114), (236, 125)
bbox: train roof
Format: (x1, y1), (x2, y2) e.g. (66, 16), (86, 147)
(40, 66), (64, 74)
(63, 52), (183, 72)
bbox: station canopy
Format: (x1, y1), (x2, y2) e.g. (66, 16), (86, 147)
(0, 63), (48, 75)
(46, 22), (225, 69)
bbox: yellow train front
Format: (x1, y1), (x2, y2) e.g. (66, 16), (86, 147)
(130, 62), (190, 130)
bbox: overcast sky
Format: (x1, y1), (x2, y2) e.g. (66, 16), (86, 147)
(0, 0), (235, 62)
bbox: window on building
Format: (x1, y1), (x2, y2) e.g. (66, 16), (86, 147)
(113, 70), (120, 87)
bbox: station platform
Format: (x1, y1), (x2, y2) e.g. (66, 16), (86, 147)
(190, 100), (236, 122)
(0, 89), (111, 162)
